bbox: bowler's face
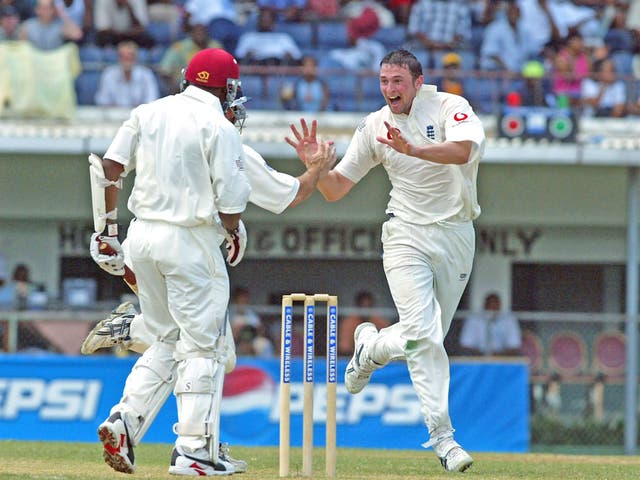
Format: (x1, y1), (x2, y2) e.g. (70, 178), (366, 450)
(379, 64), (422, 115)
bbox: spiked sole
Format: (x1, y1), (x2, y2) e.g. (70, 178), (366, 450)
(98, 424), (135, 474)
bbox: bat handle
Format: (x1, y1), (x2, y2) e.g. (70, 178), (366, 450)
(98, 240), (138, 290)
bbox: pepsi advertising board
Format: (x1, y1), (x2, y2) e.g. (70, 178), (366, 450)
(0, 355), (529, 452)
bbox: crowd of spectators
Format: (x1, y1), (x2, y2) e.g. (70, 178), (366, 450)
(0, 0), (639, 115)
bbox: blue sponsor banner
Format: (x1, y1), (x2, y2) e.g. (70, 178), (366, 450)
(0, 355), (528, 452)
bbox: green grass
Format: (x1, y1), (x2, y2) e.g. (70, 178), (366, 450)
(1, 441), (639, 479)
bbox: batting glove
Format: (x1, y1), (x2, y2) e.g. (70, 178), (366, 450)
(90, 231), (125, 276)
(224, 220), (247, 267)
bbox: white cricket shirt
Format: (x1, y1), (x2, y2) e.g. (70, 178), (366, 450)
(105, 85), (250, 226)
(243, 145), (299, 214)
(336, 84), (485, 225)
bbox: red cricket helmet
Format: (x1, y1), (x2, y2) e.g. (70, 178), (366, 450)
(184, 48), (240, 88)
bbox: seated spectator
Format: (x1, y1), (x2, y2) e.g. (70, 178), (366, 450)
(18, 0), (83, 50)
(2, 0), (34, 21)
(520, 60), (551, 107)
(0, 5), (20, 40)
(228, 286), (262, 340)
(580, 57), (627, 117)
(552, 32), (590, 108)
(627, 0), (640, 52)
(228, 287), (274, 356)
(407, 0), (472, 67)
(235, 7), (301, 66)
(183, 0), (240, 53)
(479, 2), (527, 73)
(459, 292), (522, 357)
(0, 263), (47, 310)
(307, 0), (339, 20)
(147, 0), (181, 40)
(55, 0), (92, 41)
(236, 324), (274, 358)
(93, 0), (154, 48)
(338, 290), (389, 356)
(436, 51), (465, 96)
(517, 0), (562, 59)
(326, 6), (385, 71)
(0, 254), (11, 309)
(95, 40), (159, 106)
(340, 0), (397, 27)
(280, 55), (329, 112)
(257, 0), (306, 23)
(386, 0), (412, 25)
(158, 23), (222, 93)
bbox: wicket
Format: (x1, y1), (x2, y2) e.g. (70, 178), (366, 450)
(279, 293), (338, 478)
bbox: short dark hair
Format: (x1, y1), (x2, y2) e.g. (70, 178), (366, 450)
(380, 49), (423, 81)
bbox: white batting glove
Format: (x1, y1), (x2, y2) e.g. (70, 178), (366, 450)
(90, 232), (125, 276)
(223, 220), (247, 267)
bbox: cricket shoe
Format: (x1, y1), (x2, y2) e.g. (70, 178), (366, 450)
(435, 437), (473, 473)
(98, 412), (135, 474)
(345, 322), (381, 394)
(168, 446), (235, 476)
(81, 302), (137, 354)
(219, 442), (247, 473)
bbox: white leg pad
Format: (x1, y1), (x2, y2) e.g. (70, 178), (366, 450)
(174, 357), (224, 454)
(126, 314), (236, 373)
(113, 342), (176, 446)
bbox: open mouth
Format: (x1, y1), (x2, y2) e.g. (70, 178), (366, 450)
(387, 96), (402, 108)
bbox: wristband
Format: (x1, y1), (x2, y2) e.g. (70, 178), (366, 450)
(106, 223), (118, 236)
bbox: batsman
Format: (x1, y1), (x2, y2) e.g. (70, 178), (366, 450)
(87, 48), (336, 476)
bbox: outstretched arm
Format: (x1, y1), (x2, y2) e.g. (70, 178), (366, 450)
(289, 141), (337, 208)
(286, 118), (355, 202)
(376, 121), (472, 165)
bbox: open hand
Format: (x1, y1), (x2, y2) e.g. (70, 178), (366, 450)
(376, 121), (413, 156)
(286, 118), (320, 166)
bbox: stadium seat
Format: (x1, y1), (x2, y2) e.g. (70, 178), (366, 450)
(265, 75), (296, 110)
(359, 74), (385, 111)
(371, 26), (406, 50)
(79, 45), (102, 64)
(273, 21), (314, 50)
(592, 332), (625, 378)
(147, 21), (174, 47)
(463, 77), (501, 114)
(611, 51), (633, 76)
(316, 21), (350, 49)
(324, 73), (359, 112)
(102, 47), (118, 64)
(548, 331), (587, 378)
(241, 74), (266, 109)
(75, 71), (101, 105)
(148, 45), (168, 65)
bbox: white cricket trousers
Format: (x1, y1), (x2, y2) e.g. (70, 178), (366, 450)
(372, 217), (475, 436)
(117, 219), (229, 451)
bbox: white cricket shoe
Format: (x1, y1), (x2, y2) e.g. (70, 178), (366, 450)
(168, 446), (235, 476)
(435, 437), (473, 473)
(344, 322), (380, 394)
(81, 302), (137, 354)
(98, 412), (136, 474)
(219, 442), (247, 473)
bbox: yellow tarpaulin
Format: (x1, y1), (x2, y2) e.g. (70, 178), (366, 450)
(0, 41), (81, 120)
